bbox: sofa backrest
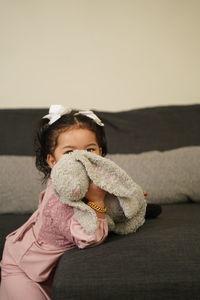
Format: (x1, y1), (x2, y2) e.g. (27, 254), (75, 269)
(0, 104), (200, 155)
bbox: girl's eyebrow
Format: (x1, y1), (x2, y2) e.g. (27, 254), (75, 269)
(62, 145), (75, 149)
(85, 143), (98, 147)
(62, 143), (97, 150)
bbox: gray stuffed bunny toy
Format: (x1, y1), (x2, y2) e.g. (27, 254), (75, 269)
(51, 150), (147, 235)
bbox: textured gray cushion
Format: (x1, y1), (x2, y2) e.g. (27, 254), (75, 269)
(107, 146), (200, 204)
(1, 146), (199, 213)
(0, 156), (44, 213)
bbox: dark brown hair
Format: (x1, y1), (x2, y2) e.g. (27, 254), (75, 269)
(34, 110), (107, 182)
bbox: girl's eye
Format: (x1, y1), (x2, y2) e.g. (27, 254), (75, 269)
(87, 148), (95, 152)
(65, 150), (74, 154)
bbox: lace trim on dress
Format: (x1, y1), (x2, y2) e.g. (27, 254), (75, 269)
(38, 195), (75, 248)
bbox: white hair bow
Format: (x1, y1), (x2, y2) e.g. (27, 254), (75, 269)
(74, 110), (104, 126)
(43, 105), (104, 127)
(42, 105), (72, 125)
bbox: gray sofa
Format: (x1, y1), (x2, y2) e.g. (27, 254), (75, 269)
(0, 105), (200, 300)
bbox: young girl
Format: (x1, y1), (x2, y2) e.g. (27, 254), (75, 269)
(0, 105), (160, 300)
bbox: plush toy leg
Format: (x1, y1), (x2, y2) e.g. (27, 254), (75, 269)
(145, 204), (162, 219)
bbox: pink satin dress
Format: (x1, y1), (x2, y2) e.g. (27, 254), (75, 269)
(0, 180), (108, 300)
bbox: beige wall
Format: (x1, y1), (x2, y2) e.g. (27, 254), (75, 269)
(0, 0), (200, 111)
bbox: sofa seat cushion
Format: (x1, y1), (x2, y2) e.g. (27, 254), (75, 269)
(52, 203), (200, 300)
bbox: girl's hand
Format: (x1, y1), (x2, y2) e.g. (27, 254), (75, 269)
(85, 182), (106, 204)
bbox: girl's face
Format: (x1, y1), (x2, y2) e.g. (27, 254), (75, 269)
(47, 128), (102, 168)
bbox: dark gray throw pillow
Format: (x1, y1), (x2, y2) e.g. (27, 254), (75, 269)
(107, 146), (200, 204)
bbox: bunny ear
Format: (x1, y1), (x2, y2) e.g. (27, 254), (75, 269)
(75, 151), (142, 197)
(73, 151), (146, 220)
(50, 154), (89, 203)
(50, 153), (98, 235)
